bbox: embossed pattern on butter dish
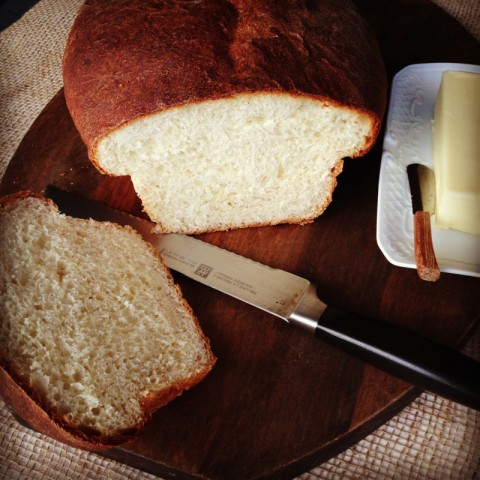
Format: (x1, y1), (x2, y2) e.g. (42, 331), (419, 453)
(376, 63), (480, 278)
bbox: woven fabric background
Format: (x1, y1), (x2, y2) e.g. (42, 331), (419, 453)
(0, 1), (479, 479)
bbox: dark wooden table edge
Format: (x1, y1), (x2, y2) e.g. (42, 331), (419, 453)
(101, 388), (422, 480)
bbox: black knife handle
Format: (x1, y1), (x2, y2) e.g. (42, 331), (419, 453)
(316, 306), (480, 410)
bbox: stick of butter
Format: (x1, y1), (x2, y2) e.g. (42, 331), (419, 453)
(433, 70), (480, 236)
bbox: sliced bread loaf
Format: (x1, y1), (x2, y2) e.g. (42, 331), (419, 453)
(0, 191), (215, 450)
(63, 0), (387, 234)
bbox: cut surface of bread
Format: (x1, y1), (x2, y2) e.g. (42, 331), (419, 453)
(63, 0), (387, 234)
(0, 192), (215, 449)
(97, 93), (368, 233)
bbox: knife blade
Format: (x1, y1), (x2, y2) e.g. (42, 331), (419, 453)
(45, 186), (480, 410)
(407, 164), (440, 282)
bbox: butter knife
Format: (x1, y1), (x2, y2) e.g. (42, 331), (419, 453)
(45, 186), (480, 410)
(407, 164), (440, 281)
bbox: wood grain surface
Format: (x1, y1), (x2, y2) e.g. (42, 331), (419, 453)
(1, 1), (479, 479)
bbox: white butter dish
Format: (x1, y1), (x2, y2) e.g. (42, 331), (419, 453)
(376, 63), (480, 278)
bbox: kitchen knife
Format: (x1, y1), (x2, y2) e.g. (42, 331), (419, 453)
(407, 164), (440, 282)
(45, 186), (480, 410)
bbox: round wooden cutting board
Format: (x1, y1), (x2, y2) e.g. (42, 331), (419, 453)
(1, 1), (479, 479)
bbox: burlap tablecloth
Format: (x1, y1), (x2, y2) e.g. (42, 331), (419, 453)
(0, 1), (479, 479)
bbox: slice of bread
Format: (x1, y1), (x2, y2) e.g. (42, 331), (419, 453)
(0, 192), (215, 450)
(63, 0), (387, 234)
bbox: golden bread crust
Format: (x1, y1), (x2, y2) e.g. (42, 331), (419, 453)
(63, 0), (387, 161)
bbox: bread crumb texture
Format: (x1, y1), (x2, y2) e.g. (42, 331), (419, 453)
(97, 93), (370, 233)
(0, 196), (214, 439)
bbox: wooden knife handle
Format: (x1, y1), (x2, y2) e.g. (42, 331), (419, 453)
(413, 211), (440, 282)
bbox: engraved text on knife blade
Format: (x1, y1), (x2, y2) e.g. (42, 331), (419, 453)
(151, 234), (311, 320)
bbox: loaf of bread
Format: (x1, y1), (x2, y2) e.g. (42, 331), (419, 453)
(63, 0), (387, 234)
(0, 192), (215, 450)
